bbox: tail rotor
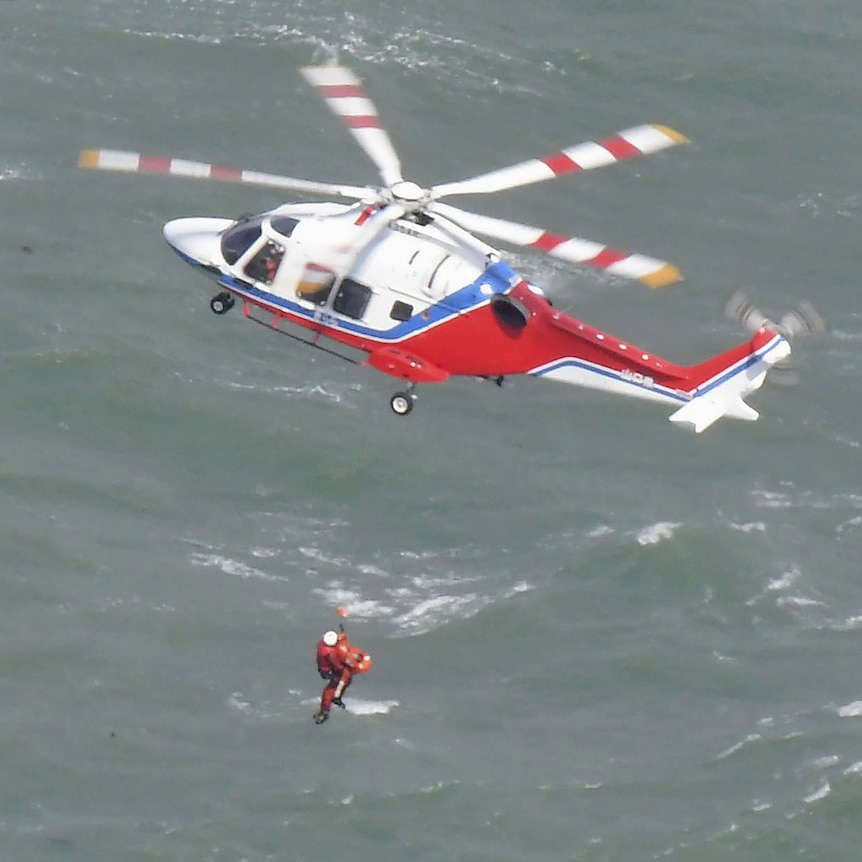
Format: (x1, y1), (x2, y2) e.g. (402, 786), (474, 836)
(723, 289), (827, 386)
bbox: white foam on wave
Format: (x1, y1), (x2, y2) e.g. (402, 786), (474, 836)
(803, 781), (830, 804)
(767, 567), (800, 591)
(746, 565), (826, 616)
(797, 191), (860, 220)
(836, 615), (862, 630)
(751, 488), (794, 510)
(346, 697), (398, 716)
(2, 165), (29, 181)
(313, 586), (395, 620)
(635, 521), (680, 546)
(310, 547), (521, 635)
(810, 755), (841, 769)
(714, 732), (762, 761)
(776, 595), (826, 608)
(836, 700), (862, 718)
(225, 379), (358, 407)
(843, 761), (862, 775)
(729, 521), (766, 533)
(189, 552), (289, 584)
(122, 28), (223, 45)
(837, 515), (862, 534)
(298, 695), (397, 716)
(228, 691), (281, 720)
(300, 545), (352, 569)
(753, 486), (862, 516)
(394, 593), (490, 633)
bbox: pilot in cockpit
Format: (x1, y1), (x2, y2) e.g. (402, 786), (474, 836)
(265, 248), (282, 283)
(246, 241), (284, 286)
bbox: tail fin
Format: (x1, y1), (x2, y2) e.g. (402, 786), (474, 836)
(668, 328), (790, 433)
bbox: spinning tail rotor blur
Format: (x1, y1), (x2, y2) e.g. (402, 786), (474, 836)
(723, 288), (827, 386)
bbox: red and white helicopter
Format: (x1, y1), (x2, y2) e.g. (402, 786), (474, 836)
(80, 65), (790, 432)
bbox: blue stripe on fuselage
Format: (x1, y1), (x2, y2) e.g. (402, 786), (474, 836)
(215, 260), (519, 341)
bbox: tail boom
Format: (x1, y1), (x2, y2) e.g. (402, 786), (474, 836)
(526, 301), (790, 432)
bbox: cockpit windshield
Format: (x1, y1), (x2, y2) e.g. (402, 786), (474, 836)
(221, 214), (299, 269)
(220, 215), (265, 265)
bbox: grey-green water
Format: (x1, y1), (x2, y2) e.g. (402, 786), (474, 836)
(2, 1), (861, 859)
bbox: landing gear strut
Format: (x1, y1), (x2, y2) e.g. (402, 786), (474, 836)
(390, 386), (416, 416)
(210, 291), (235, 315)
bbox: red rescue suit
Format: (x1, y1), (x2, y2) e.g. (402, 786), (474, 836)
(317, 634), (372, 714)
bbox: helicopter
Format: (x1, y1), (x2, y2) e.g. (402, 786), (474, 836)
(79, 64), (790, 433)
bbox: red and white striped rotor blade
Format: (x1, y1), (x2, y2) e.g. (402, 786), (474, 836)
(77, 149), (371, 200)
(431, 124), (688, 199)
(430, 202), (681, 288)
(300, 65), (403, 187)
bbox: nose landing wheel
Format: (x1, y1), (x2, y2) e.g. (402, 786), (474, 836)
(390, 389), (415, 416)
(210, 291), (235, 315)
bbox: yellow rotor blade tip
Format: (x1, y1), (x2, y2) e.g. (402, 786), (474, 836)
(78, 149), (100, 169)
(641, 264), (682, 289)
(653, 125), (690, 145)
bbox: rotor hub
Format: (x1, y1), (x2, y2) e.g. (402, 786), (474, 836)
(390, 180), (424, 203)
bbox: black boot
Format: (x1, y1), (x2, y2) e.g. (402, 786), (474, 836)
(313, 709), (329, 725)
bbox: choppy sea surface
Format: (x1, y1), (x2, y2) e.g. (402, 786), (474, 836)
(2, 1), (861, 859)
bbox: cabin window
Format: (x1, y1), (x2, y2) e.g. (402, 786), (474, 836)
(245, 241), (284, 285)
(333, 278), (372, 319)
(390, 300), (413, 322)
(220, 215), (265, 264)
(296, 263), (336, 306)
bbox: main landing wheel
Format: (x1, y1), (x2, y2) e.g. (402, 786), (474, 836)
(210, 292), (235, 315)
(390, 392), (414, 416)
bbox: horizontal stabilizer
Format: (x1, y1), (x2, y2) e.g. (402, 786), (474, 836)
(669, 394), (759, 433)
(669, 330), (790, 433)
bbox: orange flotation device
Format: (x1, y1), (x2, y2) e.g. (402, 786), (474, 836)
(349, 648), (373, 674)
(337, 635), (372, 674)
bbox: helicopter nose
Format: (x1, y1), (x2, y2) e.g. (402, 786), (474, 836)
(163, 217), (232, 268)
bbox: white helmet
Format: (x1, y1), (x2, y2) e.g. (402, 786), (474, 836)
(322, 630), (338, 647)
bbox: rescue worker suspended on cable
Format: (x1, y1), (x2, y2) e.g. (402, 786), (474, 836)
(313, 627), (372, 725)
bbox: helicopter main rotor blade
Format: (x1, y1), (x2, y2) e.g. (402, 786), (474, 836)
(78, 149), (372, 200)
(305, 202), (407, 278)
(300, 65), (404, 188)
(431, 124), (688, 199)
(430, 201), (681, 288)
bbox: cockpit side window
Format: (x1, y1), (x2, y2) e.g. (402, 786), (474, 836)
(270, 216), (299, 238)
(245, 242), (284, 286)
